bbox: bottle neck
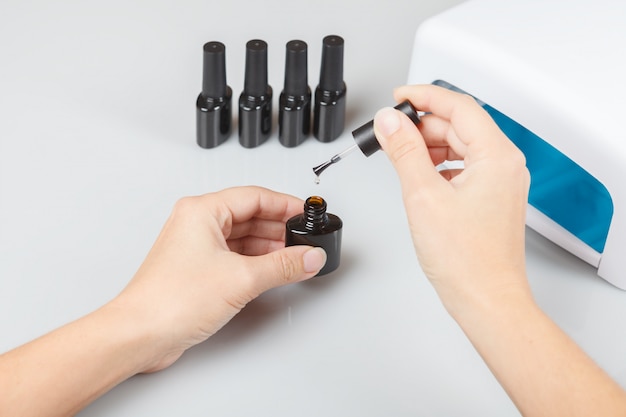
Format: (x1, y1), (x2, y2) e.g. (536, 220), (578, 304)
(304, 196), (329, 231)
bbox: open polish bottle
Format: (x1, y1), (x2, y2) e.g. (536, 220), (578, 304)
(285, 196), (343, 276)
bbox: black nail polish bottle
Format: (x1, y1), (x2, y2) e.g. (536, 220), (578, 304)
(285, 196), (343, 276)
(278, 40), (311, 147)
(313, 35), (346, 143)
(239, 39), (272, 148)
(196, 41), (232, 149)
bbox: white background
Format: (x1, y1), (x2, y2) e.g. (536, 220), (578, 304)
(1, 1), (625, 416)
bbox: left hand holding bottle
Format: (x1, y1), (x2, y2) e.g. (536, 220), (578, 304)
(113, 186), (327, 372)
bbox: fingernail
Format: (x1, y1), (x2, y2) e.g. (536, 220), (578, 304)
(303, 247), (327, 273)
(374, 107), (401, 136)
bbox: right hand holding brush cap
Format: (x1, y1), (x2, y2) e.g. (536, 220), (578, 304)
(374, 84), (531, 311)
(373, 84), (626, 417)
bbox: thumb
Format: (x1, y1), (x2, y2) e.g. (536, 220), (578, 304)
(245, 246), (327, 294)
(373, 107), (441, 192)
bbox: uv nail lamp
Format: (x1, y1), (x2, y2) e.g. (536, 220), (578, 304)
(407, 0), (626, 289)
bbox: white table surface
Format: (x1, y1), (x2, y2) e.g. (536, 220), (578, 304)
(1, 1), (625, 416)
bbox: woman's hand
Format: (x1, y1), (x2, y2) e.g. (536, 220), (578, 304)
(373, 85), (626, 417)
(112, 186), (327, 372)
(373, 84), (531, 313)
(0, 186), (326, 417)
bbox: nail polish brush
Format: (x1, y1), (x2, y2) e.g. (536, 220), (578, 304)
(312, 100), (420, 180)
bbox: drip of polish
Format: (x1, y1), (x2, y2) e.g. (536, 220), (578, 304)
(279, 40), (311, 147)
(312, 100), (420, 182)
(239, 39), (273, 148)
(313, 35), (346, 143)
(196, 41), (232, 149)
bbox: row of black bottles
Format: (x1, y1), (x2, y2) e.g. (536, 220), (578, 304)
(196, 36), (346, 149)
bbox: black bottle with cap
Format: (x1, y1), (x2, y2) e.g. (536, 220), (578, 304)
(196, 41), (232, 149)
(285, 196), (342, 276)
(278, 40), (311, 147)
(239, 39), (272, 148)
(313, 35), (346, 143)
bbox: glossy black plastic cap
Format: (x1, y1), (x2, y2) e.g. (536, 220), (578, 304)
(243, 39), (268, 97)
(202, 41), (227, 98)
(196, 41), (232, 149)
(313, 35), (347, 143)
(319, 35), (344, 92)
(279, 40), (311, 147)
(284, 40), (308, 96)
(352, 101), (420, 156)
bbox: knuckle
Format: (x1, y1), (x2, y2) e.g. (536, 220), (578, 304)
(274, 251), (299, 283)
(512, 147), (527, 169)
(238, 265), (258, 294)
(460, 93), (477, 105)
(389, 138), (419, 165)
(172, 196), (198, 215)
(502, 145), (528, 176)
(403, 187), (438, 211)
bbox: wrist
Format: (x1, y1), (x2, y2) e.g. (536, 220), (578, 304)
(0, 300), (178, 416)
(99, 298), (180, 374)
(435, 270), (536, 327)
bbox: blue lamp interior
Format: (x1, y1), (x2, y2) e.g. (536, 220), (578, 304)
(434, 80), (613, 253)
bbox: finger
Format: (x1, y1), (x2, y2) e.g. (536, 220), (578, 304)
(394, 84), (488, 125)
(438, 168), (464, 181)
(220, 186), (304, 222)
(373, 106), (445, 192)
(227, 236), (285, 256)
(228, 218), (286, 241)
(404, 114), (464, 166)
(202, 186), (304, 235)
(429, 147), (460, 166)
(393, 84), (505, 155)
(243, 246), (327, 294)
(418, 113), (467, 159)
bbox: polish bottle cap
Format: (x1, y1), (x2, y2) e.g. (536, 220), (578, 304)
(352, 101), (420, 157)
(319, 35), (344, 92)
(244, 39), (269, 97)
(284, 40), (308, 96)
(202, 41), (227, 98)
